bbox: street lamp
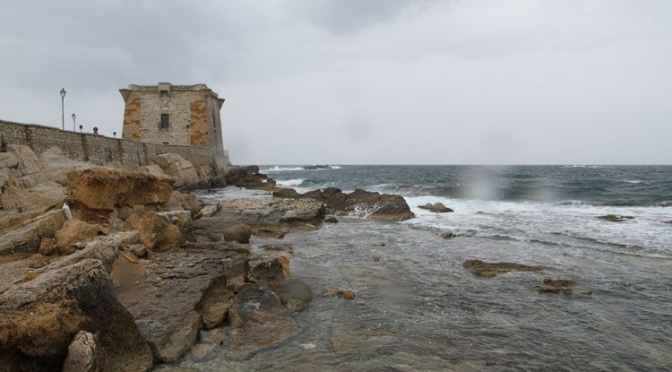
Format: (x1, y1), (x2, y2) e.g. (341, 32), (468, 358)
(71, 113), (76, 131)
(60, 88), (66, 130)
(79, 125), (83, 133)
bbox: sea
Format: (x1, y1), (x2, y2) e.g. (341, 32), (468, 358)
(176, 165), (672, 372)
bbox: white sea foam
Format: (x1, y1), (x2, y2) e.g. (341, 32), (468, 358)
(403, 195), (672, 256)
(623, 180), (644, 184)
(264, 166), (305, 172)
(277, 178), (305, 187)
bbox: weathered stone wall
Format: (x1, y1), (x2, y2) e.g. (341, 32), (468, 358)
(120, 84), (226, 157)
(0, 119), (222, 168)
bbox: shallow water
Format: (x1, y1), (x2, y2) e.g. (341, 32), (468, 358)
(164, 214), (672, 371)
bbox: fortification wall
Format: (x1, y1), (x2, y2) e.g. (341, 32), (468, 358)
(0, 119), (225, 169)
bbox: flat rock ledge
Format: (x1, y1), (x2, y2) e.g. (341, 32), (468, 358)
(273, 187), (414, 221)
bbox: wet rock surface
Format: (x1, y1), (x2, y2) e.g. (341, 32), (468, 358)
(225, 166), (276, 190)
(597, 214), (635, 222)
(418, 202), (454, 213)
(463, 259), (543, 277)
(113, 242), (249, 363)
(191, 197), (325, 240)
(227, 283), (300, 359)
(273, 187), (414, 221)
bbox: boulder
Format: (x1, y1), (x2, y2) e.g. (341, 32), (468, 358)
(6, 144), (41, 176)
(55, 219), (107, 255)
(137, 212), (183, 252)
(225, 166), (276, 190)
(62, 331), (100, 372)
(196, 274), (234, 329)
(151, 311), (202, 363)
(418, 202), (454, 213)
(0, 152), (18, 169)
(248, 256), (291, 289)
(463, 259), (542, 277)
(0, 259), (153, 372)
(324, 288), (356, 300)
(0, 209), (65, 255)
(223, 223), (252, 244)
(151, 153), (199, 187)
(67, 168), (174, 211)
(162, 191), (203, 217)
(440, 231), (456, 239)
(227, 283), (300, 359)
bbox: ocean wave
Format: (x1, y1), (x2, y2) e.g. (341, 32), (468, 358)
(263, 166), (305, 172)
(277, 178), (305, 187)
(659, 201), (672, 207)
(623, 180), (645, 184)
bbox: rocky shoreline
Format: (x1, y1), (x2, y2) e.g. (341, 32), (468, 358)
(0, 146), (420, 371)
(0, 146), (587, 371)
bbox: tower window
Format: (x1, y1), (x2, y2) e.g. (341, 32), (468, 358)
(160, 114), (170, 129)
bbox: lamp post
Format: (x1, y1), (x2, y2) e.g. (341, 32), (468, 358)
(79, 125), (83, 133)
(60, 88), (66, 130)
(71, 113), (76, 131)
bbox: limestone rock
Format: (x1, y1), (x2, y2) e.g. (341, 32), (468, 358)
(7, 144), (41, 176)
(0, 151), (19, 169)
(62, 331), (100, 372)
(418, 202), (454, 213)
(0, 300), (88, 360)
(225, 166), (276, 190)
(0, 209), (65, 255)
(151, 153), (200, 187)
(249, 256), (291, 289)
(274, 187), (414, 221)
(196, 274), (233, 329)
(324, 288), (356, 300)
(463, 259), (543, 277)
(227, 283), (299, 359)
(137, 212), (183, 252)
(198, 204), (218, 218)
(0, 259), (153, 372)
(67, 168), (174, 211)
(223, 223), (252, 244)
(55, 219), (107, 255)
(38, 237), (58, 256)
(114, 242), (249, 363)
(151, 311), (202, 363)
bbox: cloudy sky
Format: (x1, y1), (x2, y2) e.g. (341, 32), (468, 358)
(1, 0), (670, 165)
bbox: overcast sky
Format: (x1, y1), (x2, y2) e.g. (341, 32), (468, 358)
(1, 0), (670, 165)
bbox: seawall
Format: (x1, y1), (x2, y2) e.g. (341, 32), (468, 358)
(0, 119), (228, 169)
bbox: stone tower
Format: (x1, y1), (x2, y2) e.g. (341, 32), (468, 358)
(119, 82), (229, 165)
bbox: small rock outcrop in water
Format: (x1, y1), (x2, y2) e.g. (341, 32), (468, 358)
(418, 202), (454, 213)
(227, 283), (300, 359)
(225, 165), (276, 190)
(536, 278), (575, 295)
(597, 214), (635, 222)
(463, 259), (542, 277)
(273, 187), (414, 221)
(324, 287), (356, 300)
(303, 165), (330, 170)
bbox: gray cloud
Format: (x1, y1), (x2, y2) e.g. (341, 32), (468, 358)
(1, 0), (671, 164)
